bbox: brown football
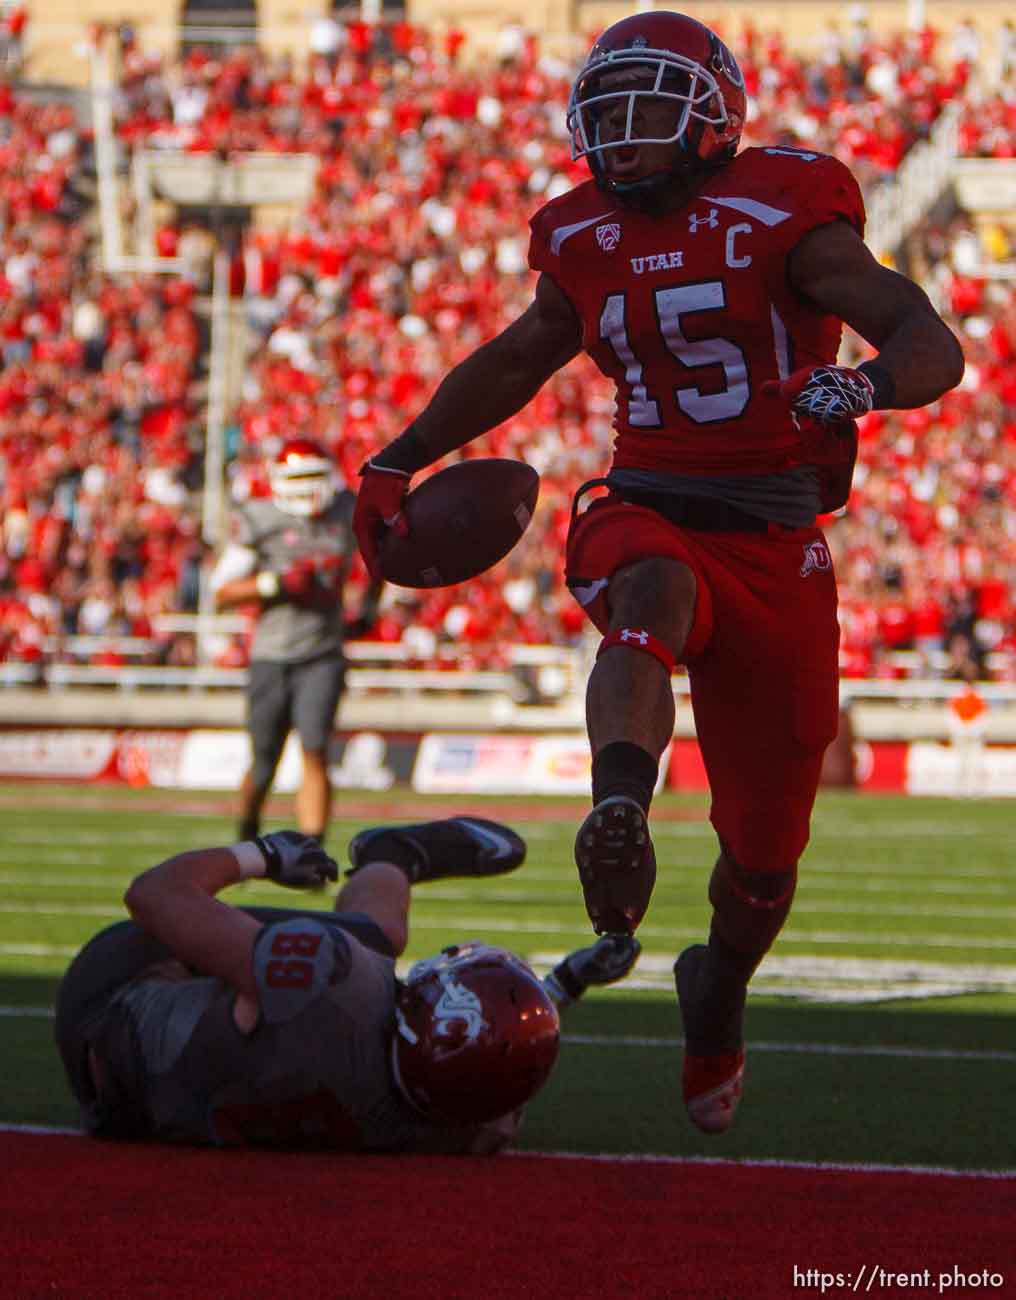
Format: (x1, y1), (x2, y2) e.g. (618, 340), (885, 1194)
(379, 458), (540, 589)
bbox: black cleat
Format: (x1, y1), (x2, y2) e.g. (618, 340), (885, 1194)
(543, 933), (641, 1008)
(347, 817), (526, 884)
(574, 796), (657, 935)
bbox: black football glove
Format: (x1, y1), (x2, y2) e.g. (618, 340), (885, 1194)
(254, 831), (339, 889)
(762, 364), (876, 426)
(762, 366), (867, 472)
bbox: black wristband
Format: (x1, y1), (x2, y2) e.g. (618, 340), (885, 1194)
(371, 425), (434, 475)
(857, 361), (897, 410)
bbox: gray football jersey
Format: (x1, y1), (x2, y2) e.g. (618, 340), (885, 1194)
(233, 493), (356, 662)
(110, 918), (431, 1150)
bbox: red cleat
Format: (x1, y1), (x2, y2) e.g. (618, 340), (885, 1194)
(675, 944), (746, 1135)
(574, 796), (656, 935)
(682, 1049), (745, 1135)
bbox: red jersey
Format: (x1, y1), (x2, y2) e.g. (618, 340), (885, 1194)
(528, 146), (865, 477)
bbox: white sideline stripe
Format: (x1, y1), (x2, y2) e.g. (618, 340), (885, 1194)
(513, 1150), (1016, 1180)
(4, 1001), (1014, 1063)
(0, 1123), (1010, 1179)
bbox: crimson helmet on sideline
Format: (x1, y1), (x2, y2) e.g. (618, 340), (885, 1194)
(268, 438), (337, 517)
(392, 943), (561, 1124)
(567, 11), (746, 193)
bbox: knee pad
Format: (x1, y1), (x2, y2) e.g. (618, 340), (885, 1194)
(597, 627), (676, 674)
(708, 851), (797, 959)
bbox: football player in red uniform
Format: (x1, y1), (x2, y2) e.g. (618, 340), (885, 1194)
(353, 13), (964, 1134)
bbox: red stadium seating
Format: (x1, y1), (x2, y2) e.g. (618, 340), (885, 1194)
(1, 18), (1013, 683)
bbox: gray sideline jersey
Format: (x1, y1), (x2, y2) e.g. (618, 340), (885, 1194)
(105, 918), (428, 1150)
(233, 492), (356, 662)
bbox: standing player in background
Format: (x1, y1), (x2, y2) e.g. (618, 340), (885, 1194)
(353, 13), (964, 1135)
(55, 817), (640, 1150)
(210, 438), (383, 844)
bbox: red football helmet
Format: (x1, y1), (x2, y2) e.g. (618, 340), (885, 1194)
(268, 438), (337, 517)
(392, 943), (561, 1125)
(568, 11), (745, 190)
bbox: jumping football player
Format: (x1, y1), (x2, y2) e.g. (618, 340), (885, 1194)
(352, 13), (964, 1134)
(55, 818), (640, 1150)
(210, 438), (383, 845)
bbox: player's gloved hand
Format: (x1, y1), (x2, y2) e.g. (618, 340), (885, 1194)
(762, 364), (876, 426)
(254, 831), (339, 889)
(272, 559), (335, 610)
(353, 461), (411, 579)
(277, 558), (317, 600)
(762, 365), (870, 469)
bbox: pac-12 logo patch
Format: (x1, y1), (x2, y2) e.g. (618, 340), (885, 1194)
(800, 541), (832, 577)
(596, 222), (621, 252)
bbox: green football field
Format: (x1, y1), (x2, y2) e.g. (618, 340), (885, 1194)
(1, 784), (1014, 1172)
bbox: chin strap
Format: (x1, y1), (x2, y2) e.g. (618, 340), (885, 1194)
(603, 171), (676, 210)
(596, 154), (702, 212)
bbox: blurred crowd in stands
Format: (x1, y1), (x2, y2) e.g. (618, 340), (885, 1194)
(0, 13), (1014, 684)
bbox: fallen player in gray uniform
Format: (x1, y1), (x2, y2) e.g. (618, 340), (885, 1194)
(55, 817), (640, 1152)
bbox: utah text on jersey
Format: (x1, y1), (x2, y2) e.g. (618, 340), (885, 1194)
(528, 145), (864, 479)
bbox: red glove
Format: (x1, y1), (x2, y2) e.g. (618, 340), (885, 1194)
(279, 557), (318, 602)
(353, 461), (411, 578)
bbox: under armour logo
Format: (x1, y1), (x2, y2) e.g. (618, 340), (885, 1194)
(688, 208), (719, 233)
(596, 222), (621, 252)
(619, 628), (650, 645)
(800, 541), (832, 577)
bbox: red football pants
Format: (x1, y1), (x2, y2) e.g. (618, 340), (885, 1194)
(566, 496), (840, 873)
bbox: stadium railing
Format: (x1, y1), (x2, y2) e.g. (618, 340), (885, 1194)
(865, 100), (960, 263)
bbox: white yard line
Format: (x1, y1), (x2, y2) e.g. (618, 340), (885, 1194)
(5, 894), (1016, 924)
(5, 921), (1016, 961)
(514, 1150), (1016, 1179)
(559, 1034), (1016, 1062)
(0, 1121), (1011, 1178)
(3, 998), (1013, 1062)
(0, 903), (126, 917)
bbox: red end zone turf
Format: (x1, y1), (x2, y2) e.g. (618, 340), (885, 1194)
(2, 1134), (1013, 1299)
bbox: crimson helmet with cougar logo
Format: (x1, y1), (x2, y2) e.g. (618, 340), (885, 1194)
(392, 943), (561, 1124)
